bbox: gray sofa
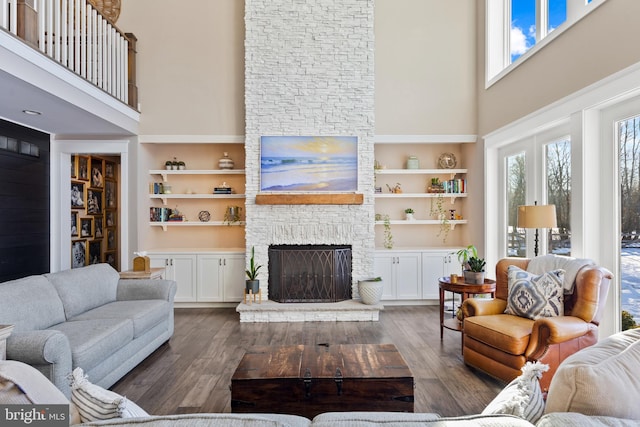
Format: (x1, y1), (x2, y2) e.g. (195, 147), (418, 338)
(0, 263), (176, 397)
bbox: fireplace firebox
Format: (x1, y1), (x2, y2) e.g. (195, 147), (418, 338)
(268, 245), (352, 303)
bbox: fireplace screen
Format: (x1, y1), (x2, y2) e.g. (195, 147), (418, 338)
(268, 245), (352, 303)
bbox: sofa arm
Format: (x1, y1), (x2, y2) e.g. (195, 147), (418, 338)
(525, 316), (595, 358)
(116, 279), (177, 302)
(6, 330), (73, 397)
(462, 298), (507, 317)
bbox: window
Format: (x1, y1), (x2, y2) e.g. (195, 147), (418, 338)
(507, 152), (526, 256)
(546, 138), (571, 255)
(487, 0), (606, 85)
(618, 114), (640, 330)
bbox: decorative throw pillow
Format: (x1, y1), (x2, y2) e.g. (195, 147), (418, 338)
(505, 266), (565, 320)
(482, 361), (549, 423)
(70, 367), (149, 423)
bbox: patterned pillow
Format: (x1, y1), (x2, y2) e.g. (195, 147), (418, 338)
(482, 361), (549, 423)
(505, 266), (564, 320)
(70, 368), (149, 422)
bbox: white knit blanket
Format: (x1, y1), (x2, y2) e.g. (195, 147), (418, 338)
(527, 254), (595, 294)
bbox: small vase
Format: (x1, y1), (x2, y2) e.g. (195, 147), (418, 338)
(246, 280), (260, 294)
(406, 213), (414, 221)
(218, 152), (235, 170)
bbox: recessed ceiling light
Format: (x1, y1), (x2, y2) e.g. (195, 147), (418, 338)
(22, 109), (42, 116)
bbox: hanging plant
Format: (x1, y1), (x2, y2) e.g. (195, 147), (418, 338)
(430, 194), (450, 242)
(382, 214), (393, 249)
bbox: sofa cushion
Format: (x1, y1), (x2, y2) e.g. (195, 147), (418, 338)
(312, 412), (533, 427)
(46, 264), (120, 319)
(463, 314), (534, 355)
(77, 413), (312, 427)
(48, 319), (133, 372)
(537, 412), (640, 427)
(0, 275), (66, 331)
(481, 361), (548, 423)
(71, 300), (170, 338)
(505, 266), (564, 320)
(545, 328), (640, 420)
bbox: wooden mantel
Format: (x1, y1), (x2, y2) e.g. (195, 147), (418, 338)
(255, 193), (364, 205)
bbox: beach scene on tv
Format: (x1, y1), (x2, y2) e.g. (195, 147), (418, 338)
(260, 136), (358, 192)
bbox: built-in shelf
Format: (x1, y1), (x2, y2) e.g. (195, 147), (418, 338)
(150, 169), (245, 182)
(374, 193), (466, 201)
(150, 221), (246, 231)
(375, 219), (467, 230)
(375, 168), (467, 177)
(150, 194), (246, 206)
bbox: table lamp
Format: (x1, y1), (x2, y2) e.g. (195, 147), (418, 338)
(517, 202), (557, 257)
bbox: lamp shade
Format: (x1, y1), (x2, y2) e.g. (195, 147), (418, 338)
(517, 204), (557, 229)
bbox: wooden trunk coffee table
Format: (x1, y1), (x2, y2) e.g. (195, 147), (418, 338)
(231, 343), (414, 418)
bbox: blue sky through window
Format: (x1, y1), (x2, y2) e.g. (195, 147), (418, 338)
(511, 0), (567, 62)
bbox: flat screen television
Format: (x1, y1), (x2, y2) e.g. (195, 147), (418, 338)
(260, 136), (358, 192)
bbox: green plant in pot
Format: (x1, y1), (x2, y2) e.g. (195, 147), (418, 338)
(456, 245), (486, 284)
(358, 276), (384, 305)
(245, 246), (262, 294)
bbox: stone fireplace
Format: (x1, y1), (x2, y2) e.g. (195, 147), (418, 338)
(243, 0), (375, 312)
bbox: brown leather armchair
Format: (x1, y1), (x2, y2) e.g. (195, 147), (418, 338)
(461, 257), (612, 392)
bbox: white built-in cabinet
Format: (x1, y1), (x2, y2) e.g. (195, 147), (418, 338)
(148, 251), (244, 303)
(374, 248), (460, 301)
(374, 251), (422, 300)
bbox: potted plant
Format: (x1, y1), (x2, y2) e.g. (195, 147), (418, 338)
(358, 276), (384, 305)
(456, 245), (486, 284)
(245, 246), (262, 294)
(404, 208), (415, 221)
(164, 160), (172, 170)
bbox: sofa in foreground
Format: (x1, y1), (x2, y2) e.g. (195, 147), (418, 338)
(0, 263), (176, 397)
(2, 328), (640, 426)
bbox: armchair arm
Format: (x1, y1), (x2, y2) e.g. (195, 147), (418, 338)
(462, 298), (507, 317)
(117, 279), (177, 302)
(525, 316), (595, 358)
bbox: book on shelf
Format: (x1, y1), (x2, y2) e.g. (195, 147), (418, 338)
(213, 187), (233, 194)
(149, 182), (164, 194)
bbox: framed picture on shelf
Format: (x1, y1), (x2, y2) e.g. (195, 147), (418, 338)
(71, 211), (78, 237)
(104, 251), (117, 269)
(105, 180), (116, 208)
(107, 229), (116, 250)
(86, 189), (102, 215)
(77, 156), (89, 181)
(71, 155), (77, 178)
(105, 161), (115, 179)
(90, 158), (104, 188)
(94, 216), (104, 239)
(80, 218), (93, 238)
(88, 241), (102, 265)
(71, 182), (85, 209)
(71, 240), (86, 269)
(105, 211), (116, 227)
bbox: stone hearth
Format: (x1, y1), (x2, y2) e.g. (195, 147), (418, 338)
(236, 300), (382, 323)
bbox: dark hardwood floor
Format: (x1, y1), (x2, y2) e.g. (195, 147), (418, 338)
(111, 306), (503, 417)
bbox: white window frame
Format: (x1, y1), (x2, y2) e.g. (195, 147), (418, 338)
(485, 61), (640, 338)
(486, 0), (608, 88)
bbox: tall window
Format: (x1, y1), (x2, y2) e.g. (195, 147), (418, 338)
(510, 0), (536, 63)
(546, 138), (571, 255)
(507, 152), (526, 256)
(619, 115), (640, 330)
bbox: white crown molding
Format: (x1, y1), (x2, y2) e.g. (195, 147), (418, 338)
(374, 135), (477, 144)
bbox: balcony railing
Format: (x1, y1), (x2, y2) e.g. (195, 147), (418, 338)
(0, 0), (137, 108)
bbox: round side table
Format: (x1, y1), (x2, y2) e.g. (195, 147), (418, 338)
(438, 277), (496, 352)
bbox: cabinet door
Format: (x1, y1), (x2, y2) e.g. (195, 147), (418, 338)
(374, 253), (395, 300)
(395, 253), (422, 300)
(196, 255), (223, 302)
(222, 254), (246, 302)
(421, 252), (447, 299)
(148, 255), (169, 279)
(171, 255), (197, 302)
